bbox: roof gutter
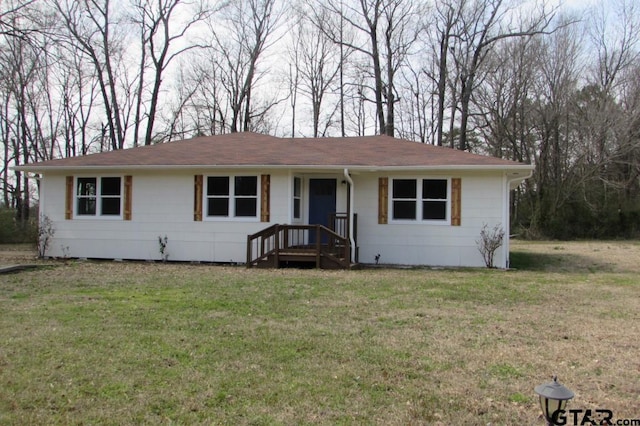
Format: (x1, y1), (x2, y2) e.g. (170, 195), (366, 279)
(507, 167), (534, 190)
(503, 167), (535, 268)
(343, 168), (356, 264)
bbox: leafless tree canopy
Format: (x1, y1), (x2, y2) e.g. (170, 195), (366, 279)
(1, 0), (639, 238)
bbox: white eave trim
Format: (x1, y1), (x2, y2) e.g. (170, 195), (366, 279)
(13, 163), (535, 174)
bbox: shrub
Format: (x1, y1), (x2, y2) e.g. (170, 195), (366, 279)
(37, 215), (55, 258)
(158, 235), (169, 262)
(476, 223), (505, 268)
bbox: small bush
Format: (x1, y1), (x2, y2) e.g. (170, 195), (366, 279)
(158, 235), (169, 262)
(476, 223), (505, 268)
(37, 215), (55, 258)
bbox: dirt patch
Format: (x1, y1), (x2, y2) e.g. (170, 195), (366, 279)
(0, 244), (39, 266)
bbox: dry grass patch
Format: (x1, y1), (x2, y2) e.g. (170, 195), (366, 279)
(510, 239), (640, 273)
(0, 241), (639, 425)
(0, 244), (41, 266)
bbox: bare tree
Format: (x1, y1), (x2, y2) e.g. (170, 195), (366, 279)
(57, 46), (99, 157)
(162, 64), (201, 141)
(589, 0), (640, 93)
(51, 0), (131, 150)
(286, 30), (301, 136)
(585, 0), (640, 170)
(303, 0), (357, 137)
(288, 7), (342, 137)
(379, 0), (422, 137)
(130, 0), (215, 146)
(0, 0), (37, 39)
(450, 0), (557, 151)
(345, 69), (371, 136)
(0, 66), (15, 208)
(397, 61), (433, 143)
(312, 0), (420, 137)
(473, 35), (544, 231)
(475, 36), (539, 161)
(575, 0), (640, 236)
(0, 20), (40, 221)
(188, 53), (228, 135)
(530, 21), (581, 233)
(209, 0), (284, 133)
(429, 1), (462, 146)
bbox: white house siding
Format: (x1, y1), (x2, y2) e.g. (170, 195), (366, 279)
(40, 169), (292, 263)
(353, 171), (507, 268)
(40, 168), (510, 268)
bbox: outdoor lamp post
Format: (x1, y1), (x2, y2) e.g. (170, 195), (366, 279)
(534, 375), (575, 425)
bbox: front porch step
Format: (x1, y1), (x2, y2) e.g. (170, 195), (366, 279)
(247, 223), (356, 270)
(256, 252), (355, 270)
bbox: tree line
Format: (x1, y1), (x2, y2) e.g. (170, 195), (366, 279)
(1, 0), (639, 239)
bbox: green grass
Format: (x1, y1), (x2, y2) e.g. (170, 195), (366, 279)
(1, 246), (639, 425)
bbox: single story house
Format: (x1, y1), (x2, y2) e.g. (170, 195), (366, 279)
(16, 132), (533, 268)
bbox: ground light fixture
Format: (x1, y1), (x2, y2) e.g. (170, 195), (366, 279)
(534, 375), (575, 425)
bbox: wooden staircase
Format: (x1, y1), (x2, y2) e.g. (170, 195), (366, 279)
(246, 224), (355, 269)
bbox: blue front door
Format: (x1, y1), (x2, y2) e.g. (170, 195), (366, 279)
(308, 179), (336, 243)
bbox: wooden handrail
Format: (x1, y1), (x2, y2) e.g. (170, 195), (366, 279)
(247, 224), (351, 268)
(247, 224), (279, 267)
(329, 212), (349, 238)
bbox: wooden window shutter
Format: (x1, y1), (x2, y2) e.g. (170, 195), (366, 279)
(261, 174), (270, 222)
(451, 178), (461, 226)
(65, 176), (73, 220)
(194, 175), (203, 221)
(378, 177), (388, 224)
(123, 175), (133, 220)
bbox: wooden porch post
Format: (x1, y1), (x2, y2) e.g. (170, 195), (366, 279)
(246, 234), (252, 268)
(274, 224), (280, 268)
(315, 225), (321, 268)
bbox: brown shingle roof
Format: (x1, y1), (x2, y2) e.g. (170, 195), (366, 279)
(19, 132), (531, 171)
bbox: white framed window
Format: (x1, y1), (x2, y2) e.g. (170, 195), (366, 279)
(76, 177), (122, 217)
(206, 175), (258, 219)
(391, 178), (449, 222)
(422, 179), (448, 220)
(293, 177), (302, 219)
(392, 179), (417, 220)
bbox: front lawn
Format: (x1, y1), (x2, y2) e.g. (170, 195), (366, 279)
(1, 241), (638, 425)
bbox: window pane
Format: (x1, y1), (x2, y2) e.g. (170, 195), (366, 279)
(294, 177), (301, 196)
(235, 176), (257, 196)
(101, 197), (121, 215)
(293, 177), (301, 219)
(393, 200), (416, 219)
(423, 179), (447, 199)
(423, 201), (446, 220)
(208, 198), (229, 216)
(207, 177), (229, 196)
(77, 178), (96, 197)
(101, 177), (121, 196)
(294, 199), (301, 219)
(77, 198), (96, 215)
(393, 179), (416, 199)
(235, 198), (257, 217)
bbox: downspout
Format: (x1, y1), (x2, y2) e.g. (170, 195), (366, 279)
(503, 169), (534, 268)
(343, 168), (355, 263)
